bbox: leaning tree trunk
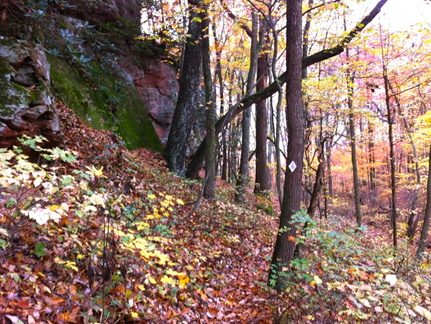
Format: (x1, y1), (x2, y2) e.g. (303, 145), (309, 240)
(416, 144), (431, 257)
(163, 0), (202, 176)
(269, 0), (303, 291)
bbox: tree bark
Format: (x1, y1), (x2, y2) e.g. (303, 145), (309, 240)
(255, 19), (271, 193)
(383, 71), (397, 248)
(202, 4), (216, 199)
(307, 152), (324, 218)
(236, 13), (258, 203)
(416, 144), (431, 257)
(186, 0), (389, 179)
(345, 44), (362, 227)
(269, 0), (303, 291)
(164, 0), (202, 176)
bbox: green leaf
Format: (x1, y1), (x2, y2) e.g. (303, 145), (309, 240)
(0, 239), (8, 250)
(35, 242), (47, 257)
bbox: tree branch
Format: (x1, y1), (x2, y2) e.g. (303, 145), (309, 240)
(186, 0), (390, 178)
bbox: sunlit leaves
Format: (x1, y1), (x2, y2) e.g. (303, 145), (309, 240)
(385, 274), (397, 286)
(22, 205), (62, 225)
(55, 258), (79, 272)
(414, 305), (431, 321)
(85, 165), (106, 178)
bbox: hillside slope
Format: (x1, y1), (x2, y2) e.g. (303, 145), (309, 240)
(0, 103), (278, 323)
(1, 104), (431, 324)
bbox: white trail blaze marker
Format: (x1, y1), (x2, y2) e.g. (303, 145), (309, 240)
(289, 161), (297, 172)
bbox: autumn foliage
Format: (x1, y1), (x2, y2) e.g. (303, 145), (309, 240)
(0, 101), (430, 323)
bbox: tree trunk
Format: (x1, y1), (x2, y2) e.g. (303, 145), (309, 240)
(416, 144), (431, 257)
(383, 71), (397, 248)
(345, 47), (362, 226)
(254, 19), (271, 193)
(307, 150), (324, 218)
(326, 139), (333, 196)
(367, 122), (376, 192)
(270, 5), (287, 206)
(202, 4), (216, 199)
(269, 0), (303, 291)
(213, 28), (226, 180)
(236, 13), (258, 203)
(164, 0), (202, 176)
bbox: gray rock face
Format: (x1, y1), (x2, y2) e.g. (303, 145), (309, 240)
(0, 0), (178, 150)
(0, 37), (61, 147)
(61, 0), (143, 35)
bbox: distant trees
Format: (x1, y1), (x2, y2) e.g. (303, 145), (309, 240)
(155, 0), (431, 288)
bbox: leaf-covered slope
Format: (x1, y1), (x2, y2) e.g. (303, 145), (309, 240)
(1, 102), (431, 324)
(0, 102), (279, 323)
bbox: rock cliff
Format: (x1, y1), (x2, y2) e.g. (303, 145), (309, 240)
(0, 0), (178, 151)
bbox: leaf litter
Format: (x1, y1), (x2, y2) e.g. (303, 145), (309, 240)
(0, 102), (279, 323)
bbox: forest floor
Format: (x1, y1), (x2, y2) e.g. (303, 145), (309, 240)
(0, 103), (430, 323)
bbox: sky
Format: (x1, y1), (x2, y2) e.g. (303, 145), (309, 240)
(371, 0), (431, 31)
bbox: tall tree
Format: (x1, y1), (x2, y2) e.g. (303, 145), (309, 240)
(416, 144), (431, 257)
(236, 13), (259, 204)
(269, 0), (303, 291)
(186, 0), (389, 179)
(202, 3), (216, 198)
(383, 68), (398, 248)
(345, 44), (362, 227)
(164, 0), (203, 176)
(254, 18), (272, 193)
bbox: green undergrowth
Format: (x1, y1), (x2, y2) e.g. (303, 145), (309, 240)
(274, 213), (431, 323)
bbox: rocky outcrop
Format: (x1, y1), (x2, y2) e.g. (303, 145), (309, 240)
(0, 0), (178, 151)
(59, 0), (143, 35)
(129, 59), (178, 142)
(0, 37), (61, 147)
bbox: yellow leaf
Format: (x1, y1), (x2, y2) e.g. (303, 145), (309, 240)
(85, 165), (106, 178)
(49, 205), (60, 211)
(179, 276), (190, 288)
(176, 199), (185, 205)
(65, 261), (78, 272)
(55, 257), (66, 264)
(160, 275), (175, 285)
(147, 276), (156, 284)
(311, 275), (322, 286)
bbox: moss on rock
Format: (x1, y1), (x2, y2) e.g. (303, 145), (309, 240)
(48, 54), (162, 151)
